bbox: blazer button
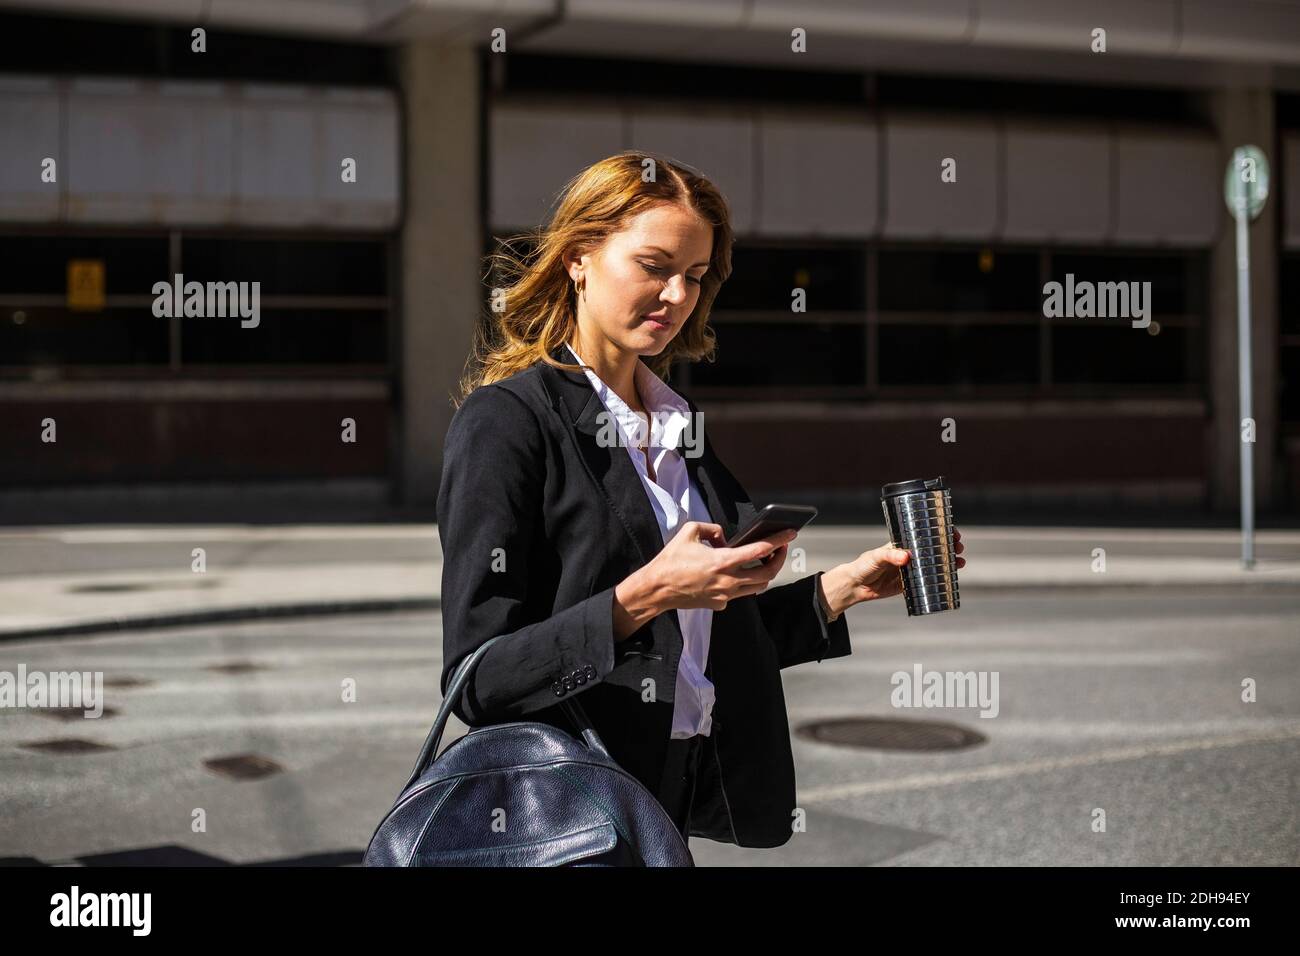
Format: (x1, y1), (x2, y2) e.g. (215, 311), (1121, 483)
(584, 665), (597, 679)
(552, 681), (564, 696)
(563, 677), (575, 691)
(575, 673), (587, 685)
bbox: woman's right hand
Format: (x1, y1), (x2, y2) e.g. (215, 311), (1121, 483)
(640, 520), (798, 613)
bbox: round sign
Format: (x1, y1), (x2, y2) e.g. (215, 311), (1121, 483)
(1224, 145), (1270, 221)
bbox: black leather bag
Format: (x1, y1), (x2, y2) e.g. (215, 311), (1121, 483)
(363, 634), (695, 867)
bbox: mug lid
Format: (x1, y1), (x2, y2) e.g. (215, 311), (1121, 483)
(881, 476), (947, 498)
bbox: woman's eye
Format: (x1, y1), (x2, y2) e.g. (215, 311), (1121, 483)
(641, 262), (703, 286)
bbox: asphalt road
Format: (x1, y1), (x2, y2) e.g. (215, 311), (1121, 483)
(0, 587), (1296, 866)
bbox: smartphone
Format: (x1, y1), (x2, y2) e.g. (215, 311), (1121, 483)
(725, 504), (818, 567)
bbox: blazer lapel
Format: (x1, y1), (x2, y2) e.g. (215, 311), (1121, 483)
(539, 345), (666, 568)
(682, 442), (738, 543)
(538, 344), (757, 561)
(676, 400), (756, 545)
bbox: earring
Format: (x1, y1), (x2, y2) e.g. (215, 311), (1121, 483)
(574, 275), (586, 301)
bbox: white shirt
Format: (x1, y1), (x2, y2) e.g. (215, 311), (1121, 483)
(565, 342), (715, 739)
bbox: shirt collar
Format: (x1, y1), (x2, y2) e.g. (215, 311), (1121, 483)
(564, 341), (692, 452)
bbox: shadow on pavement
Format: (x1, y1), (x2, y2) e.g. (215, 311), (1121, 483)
(0, 845), (365, 867)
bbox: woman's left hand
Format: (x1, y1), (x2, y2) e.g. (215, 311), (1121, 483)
(820, 528), (965, 615)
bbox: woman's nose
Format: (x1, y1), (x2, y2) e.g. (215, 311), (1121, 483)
(661, 274), (689, 304)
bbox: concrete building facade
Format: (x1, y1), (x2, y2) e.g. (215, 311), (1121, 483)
(1, 1), (1298, 518)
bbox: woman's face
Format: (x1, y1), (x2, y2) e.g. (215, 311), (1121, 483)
(568, 203), (713, 357)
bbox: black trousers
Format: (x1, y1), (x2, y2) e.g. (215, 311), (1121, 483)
(655, 734), (706, 842)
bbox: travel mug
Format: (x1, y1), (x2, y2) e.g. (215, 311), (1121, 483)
(880, 476), (960, 616)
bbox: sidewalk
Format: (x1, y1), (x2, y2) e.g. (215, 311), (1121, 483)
(1, 524), (1298, 640)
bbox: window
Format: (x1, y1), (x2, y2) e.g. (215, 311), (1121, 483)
(474, 234), (1208, 401)
(1045, 251), (1205, 391)
(681, 243), (1207, 400)
(690, 321), (865, 388)
(878, 323), (1039, 387)
(0, 232), (392, 376)
(876, 248), (1040, 391)
(0, 235), (169, 367)
(879, 248), (1039, 312)
(679, 243), (866, 395)
(183, 238), (387, 297)
(180, 238), (389, 366)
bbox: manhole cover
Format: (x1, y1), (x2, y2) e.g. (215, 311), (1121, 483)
(206, 662), (268, 675)
(37, 706), (119, 721)
(796, 717), (986, 751)
(20, 738), (117, 754)
(203, 754), (283, 780)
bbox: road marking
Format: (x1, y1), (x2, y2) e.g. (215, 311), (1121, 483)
(808, 649), (1226, 671)
(798, 725), (1300, 802)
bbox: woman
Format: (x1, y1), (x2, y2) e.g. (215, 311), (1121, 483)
(438, 150), (965, 852)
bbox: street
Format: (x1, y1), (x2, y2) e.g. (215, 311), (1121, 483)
(2, 585), (1295, 866)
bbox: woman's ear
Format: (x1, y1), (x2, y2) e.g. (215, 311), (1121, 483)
(561, 247), (586, 283)
(564, 244), (601, 282)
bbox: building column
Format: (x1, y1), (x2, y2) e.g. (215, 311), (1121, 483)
(1205, 87), (1279, 513)
(398, 41), (482, 507)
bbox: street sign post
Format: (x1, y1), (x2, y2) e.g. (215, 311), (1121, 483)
(1223, 145), (1270, 570)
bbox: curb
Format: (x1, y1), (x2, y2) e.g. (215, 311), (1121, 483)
(952, 581), (1300, 593)
(2, 576), (1298, 642)
(0, 597), (439, 643)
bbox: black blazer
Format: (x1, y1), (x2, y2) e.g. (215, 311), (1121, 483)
(437, 342), (852, 848)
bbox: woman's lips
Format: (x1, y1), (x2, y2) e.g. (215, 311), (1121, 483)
(643, 314), (671, 330)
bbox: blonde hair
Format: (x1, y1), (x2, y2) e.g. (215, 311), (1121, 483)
(454, 150), (734, 408)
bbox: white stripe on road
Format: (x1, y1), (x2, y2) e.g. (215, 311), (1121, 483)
(800, 649), (1226, 671)
(798, 725), (1300, 803)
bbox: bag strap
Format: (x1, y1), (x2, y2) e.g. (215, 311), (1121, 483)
(402, 634), (612, 792)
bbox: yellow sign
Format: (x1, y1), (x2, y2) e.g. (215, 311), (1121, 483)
(67, 259), (106, 311)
